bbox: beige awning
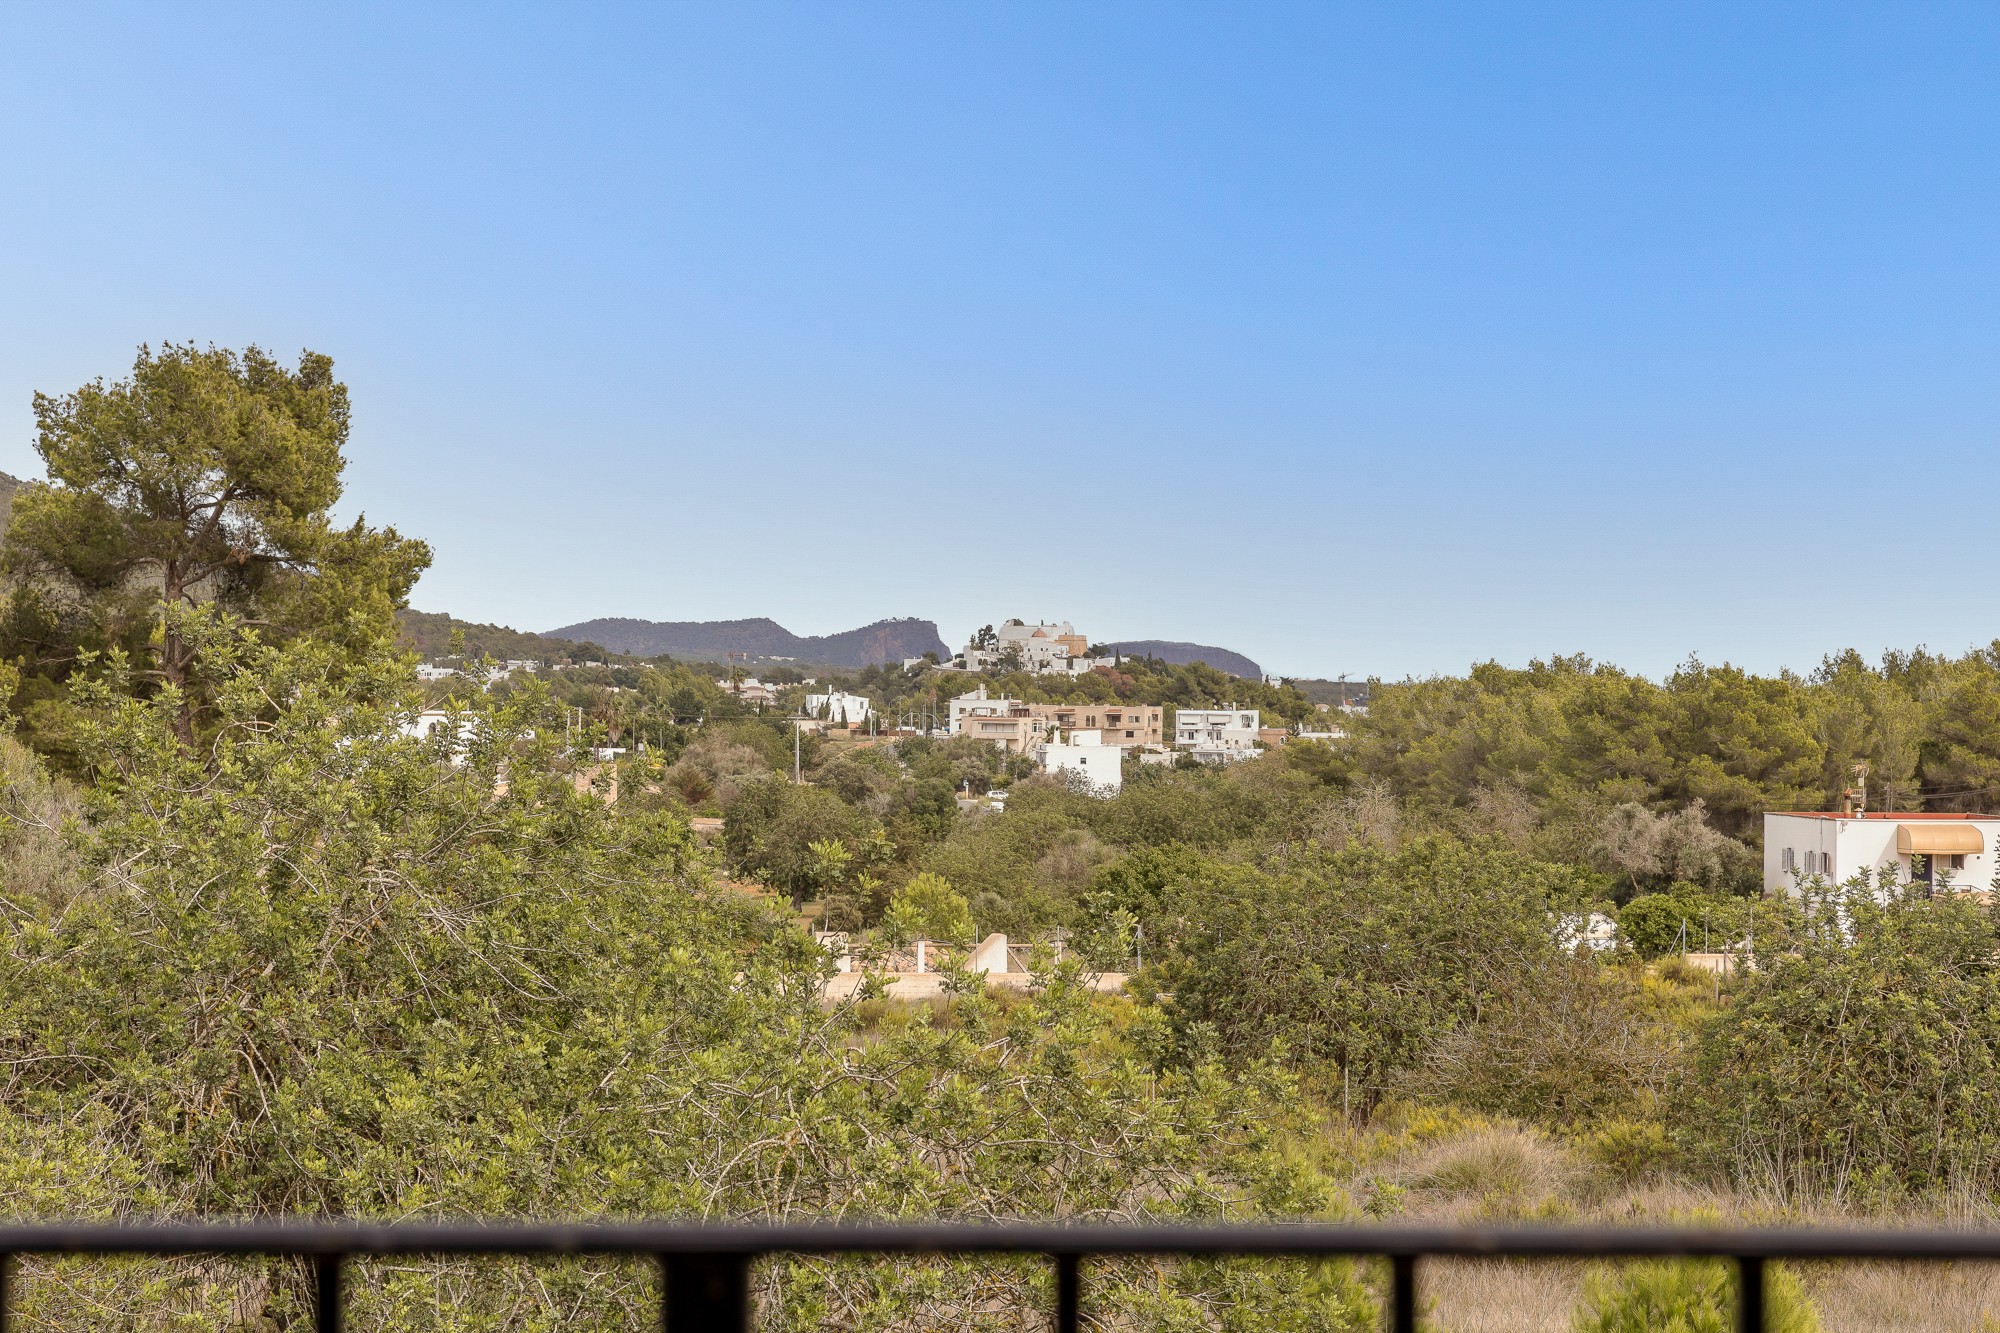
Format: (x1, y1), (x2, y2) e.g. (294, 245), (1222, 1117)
(1897, 823), (1986, 855)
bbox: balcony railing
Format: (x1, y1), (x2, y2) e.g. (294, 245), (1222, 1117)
(0, 1220), (1996, 1331)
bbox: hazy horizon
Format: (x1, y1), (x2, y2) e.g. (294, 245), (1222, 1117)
(434, 602), (1995, 688)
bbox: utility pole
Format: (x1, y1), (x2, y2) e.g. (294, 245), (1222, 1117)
(794, 720), (801, 784)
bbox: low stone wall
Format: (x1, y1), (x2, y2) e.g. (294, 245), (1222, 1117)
(1680, 951), (1738, 975)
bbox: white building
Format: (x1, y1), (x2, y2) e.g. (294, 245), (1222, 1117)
(1762, 811), (2000, 897)
(1559, 911), (1621, 953)
(954, 620), (1105, 676)
(1173, 707), (1261, 763)
(400, 709), (456, 741)
(949, 685), (1023, 734)
(396, 708), (485, 765)
(1040, 729), (1124, 796)
(717, 677), (779, 707)
(805, 691), (874, 726)
(419, 659), (539, 684)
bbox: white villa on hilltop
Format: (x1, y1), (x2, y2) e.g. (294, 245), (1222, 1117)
(952, 620), (1106, 675)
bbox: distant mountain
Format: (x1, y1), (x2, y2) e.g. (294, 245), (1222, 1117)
(1102, 640), (1262, 679)
(545, 616), (949, 668)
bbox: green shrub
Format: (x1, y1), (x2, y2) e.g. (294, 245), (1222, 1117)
(1578, 1118), (1675, 1184)
(1573, 1260), (1820, 1333)
(1618, 884), (1748, 959)
(1679, 880), (2000, 1194)
(884, 871), (975, 945)
(1398, 961), (1681, 1128)
(724, 777), (883, 901)
(1157, 836), (1591, 1101)
(0, 616), (1385, 1329)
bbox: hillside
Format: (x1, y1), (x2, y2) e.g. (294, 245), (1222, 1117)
(399, 605), (1264, 679)
(546, 615), (948, 668)
(396, 609), (576, 661)
(1290, 677), (1370, 708)
(0, 470), (21, 531)
(1101, 639), (1262, 679)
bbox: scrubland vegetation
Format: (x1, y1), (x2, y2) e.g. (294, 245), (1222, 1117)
(11, 347), (2000, 1328)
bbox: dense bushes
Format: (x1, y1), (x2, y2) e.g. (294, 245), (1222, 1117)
(1153, 838), (1591, 1103)
(702, 665), (2000, 1210)
(35, 342), (2000, 1331)
(1681, 881), (2000, 1195)
(1617, 882), (1752, 958)
(1399, 961), (1686, 1127)
(0, 618), (1384, 1328)
(723, 777), (885, 901)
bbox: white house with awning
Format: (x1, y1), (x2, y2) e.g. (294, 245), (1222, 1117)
(1762, 811), (2000, 896)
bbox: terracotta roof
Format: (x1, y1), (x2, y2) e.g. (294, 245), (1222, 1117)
(1767, 811), (1997, 820)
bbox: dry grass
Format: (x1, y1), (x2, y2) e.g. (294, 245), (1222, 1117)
(1799, 1261), (2000, 1332)
(1357, 1120), (2000, 1331)
(0, 735), (84, 906)
(1418, 1255), (2000, 1332)
(1422, 1258), (1578, 1333)
(1393, 1125), (1582, 1220)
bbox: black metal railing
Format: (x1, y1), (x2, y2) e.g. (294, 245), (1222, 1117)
(1, 1220), (1998, 1332)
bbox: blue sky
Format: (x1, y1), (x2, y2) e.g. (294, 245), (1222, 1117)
(1, 4), (1996, 680)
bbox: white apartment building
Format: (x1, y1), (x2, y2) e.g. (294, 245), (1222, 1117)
(949, 686), (1024, 734)
(804, 691), (873, 726)
(949, 687), (1163, 754)
(1040, 729), (1124, 796)
(1174, 707), (1261, 763)
(1762, 811), (2000, 897)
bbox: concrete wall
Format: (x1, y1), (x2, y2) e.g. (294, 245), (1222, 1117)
(1042, 742), (1123, 795)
